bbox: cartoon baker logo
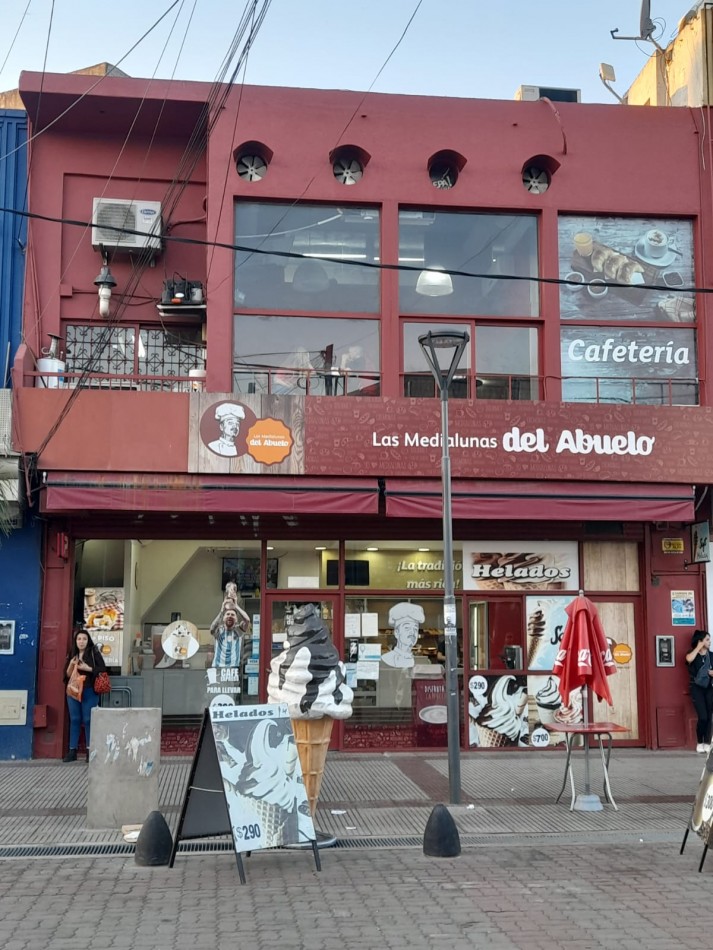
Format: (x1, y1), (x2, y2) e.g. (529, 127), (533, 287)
(201, 401), (293, 465)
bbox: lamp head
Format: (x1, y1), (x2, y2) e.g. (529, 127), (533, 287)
(418, 329), (469, 394)
(94, 264), (116, 318)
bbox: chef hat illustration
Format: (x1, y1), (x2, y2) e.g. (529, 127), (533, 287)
(214, 402), (245, 422)
(388, 602), (425, 626)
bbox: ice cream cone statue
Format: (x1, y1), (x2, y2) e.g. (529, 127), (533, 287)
(268, 603), (353, 814)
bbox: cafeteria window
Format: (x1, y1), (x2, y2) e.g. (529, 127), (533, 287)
(399, 209), (539, 317)
(402, 322), (539, 400)
(233, 314), (380, 396)
(234, 201), (380, 313)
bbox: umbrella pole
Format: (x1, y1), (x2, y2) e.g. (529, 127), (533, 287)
(574, 682), (603, 811)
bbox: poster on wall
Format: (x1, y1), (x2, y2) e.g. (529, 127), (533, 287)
(462, 542), (578, 592)
(84, 588), (124, 665)
(211, 704), (315, 851)
(671, 590), (696, 626)
(467, 673), (584, 749)
(692, 522), (711, 564)
(525, 597), (570, 670)
(0, 621), (15, 655)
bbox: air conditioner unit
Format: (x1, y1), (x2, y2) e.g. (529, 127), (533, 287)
(515, 85), (581, 103)
(91, 198), (162, 252)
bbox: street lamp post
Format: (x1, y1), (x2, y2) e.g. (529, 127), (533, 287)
(418, 329), (469, 805)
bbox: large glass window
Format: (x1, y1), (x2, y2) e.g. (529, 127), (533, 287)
(402, 322), (538, 399)
(234, 202), (380, 313)
(233, 315), (380, 395)
(399, 210), (539, 317)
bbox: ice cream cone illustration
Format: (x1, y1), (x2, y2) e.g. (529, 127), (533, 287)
(476, 675), (527, 748)
(268, 603), (353, 815)
(527, 607), (546, 667)
(535, 676), (562, 725)
(476, 724), (512, 748)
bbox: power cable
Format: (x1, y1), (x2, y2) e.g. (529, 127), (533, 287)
(0, 0), (32, 80)
(2, 205), (706, 296)
(0, 0), (184, 167)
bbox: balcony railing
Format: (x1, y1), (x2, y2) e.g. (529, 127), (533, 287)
(402, 373), (542, 400)
(30, 369), (206, 392)
(233, 368), (381, 396)
(562, 376), (699, 406)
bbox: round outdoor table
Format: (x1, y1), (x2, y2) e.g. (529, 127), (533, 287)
(542, 722), (628, 810)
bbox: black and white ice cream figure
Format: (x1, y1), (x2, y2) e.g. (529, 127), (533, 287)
(207, 402), (245, 457)
(381, 602), (425, 669)
(161, 620), (200, 661)
(211, 601), (250, 669)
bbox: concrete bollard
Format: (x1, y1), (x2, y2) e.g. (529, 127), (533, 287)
(423, 803), (461, 857)
(134, 810), (173, 866)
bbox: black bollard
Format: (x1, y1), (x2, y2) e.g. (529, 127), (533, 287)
(134, 810), (173, 867)
(423, 803), (461, 858)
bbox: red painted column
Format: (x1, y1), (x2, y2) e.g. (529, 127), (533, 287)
(32, 523), (73, 759)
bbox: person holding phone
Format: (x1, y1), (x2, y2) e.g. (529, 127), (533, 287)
(62, 627), (107, 762)
(686, 629), (713, 753)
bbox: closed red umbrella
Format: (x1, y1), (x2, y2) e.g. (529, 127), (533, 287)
(553, 593), (617, 811)
(554, 593), (616, 706)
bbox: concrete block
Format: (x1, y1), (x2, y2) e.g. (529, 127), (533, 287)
(86, 707), (161, 828)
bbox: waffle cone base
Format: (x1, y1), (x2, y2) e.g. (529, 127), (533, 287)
(291, 717), (334, 815)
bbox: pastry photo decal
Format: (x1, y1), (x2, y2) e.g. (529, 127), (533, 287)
(559, 215), (695, 325)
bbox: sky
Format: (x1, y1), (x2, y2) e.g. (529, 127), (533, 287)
(0, 0), (699, 104)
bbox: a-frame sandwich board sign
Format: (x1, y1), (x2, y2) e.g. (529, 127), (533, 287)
(170, 704), (320, 883)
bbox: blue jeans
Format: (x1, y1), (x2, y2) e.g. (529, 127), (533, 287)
(66, 683), (100, 749)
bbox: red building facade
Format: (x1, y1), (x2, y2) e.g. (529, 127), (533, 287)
(12, 71), (713, 757)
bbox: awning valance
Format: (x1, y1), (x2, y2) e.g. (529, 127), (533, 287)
(384, 479), (696, 522)
(41, 473), (380, 516)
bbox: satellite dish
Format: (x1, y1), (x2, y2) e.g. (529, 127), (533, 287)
(640, 0), (655, 40)
(610, 0), (664, 50)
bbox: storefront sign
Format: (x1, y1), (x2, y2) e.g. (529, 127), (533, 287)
(84, 588), (124, 664)
(692, 522), (710, 563)
(463, 542), (578, 592)
(661, 538), (684, 554)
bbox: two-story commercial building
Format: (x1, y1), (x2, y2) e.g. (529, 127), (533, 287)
(11, 70), (713, 757)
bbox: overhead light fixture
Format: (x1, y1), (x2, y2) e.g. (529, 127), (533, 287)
(315, 546), (327, 551)
(415, 266), (453, 297)
(418, 547), (431, 552)
(266, 546), (274, 551)
(94, 261), (117, 317)
(366, 547), (379, 552)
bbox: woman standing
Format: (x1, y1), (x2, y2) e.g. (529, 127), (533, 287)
(685, 629), (713, 753)
(62, 627), (107, 762)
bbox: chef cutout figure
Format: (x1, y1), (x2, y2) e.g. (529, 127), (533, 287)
(381, 602), (425, 669)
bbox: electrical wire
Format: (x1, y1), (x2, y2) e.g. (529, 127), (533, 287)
(0, 0), (184, 167)
(2, 205), (707, 296)
(0, 0), (32, 80)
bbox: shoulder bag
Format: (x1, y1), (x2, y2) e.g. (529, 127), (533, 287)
(66, 660), (85, 701)
(694, 654), (712, 688)
(93, 670), (111, 695)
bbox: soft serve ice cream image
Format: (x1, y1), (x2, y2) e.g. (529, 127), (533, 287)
(268, 603), (353, 813)
(475, 675), (528, 748)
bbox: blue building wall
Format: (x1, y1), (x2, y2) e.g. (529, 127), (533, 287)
(1, 109), (41, 759)
(1, 110), (27, 382)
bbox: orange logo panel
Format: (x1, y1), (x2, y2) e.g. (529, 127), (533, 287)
(246, 418), (293, 465)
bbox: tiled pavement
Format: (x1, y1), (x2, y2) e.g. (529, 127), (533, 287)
(0, 749), (710, 950)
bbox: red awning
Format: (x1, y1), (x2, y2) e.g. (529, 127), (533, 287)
(384, 479), (695, 522)
(41, 473), (380, 516)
